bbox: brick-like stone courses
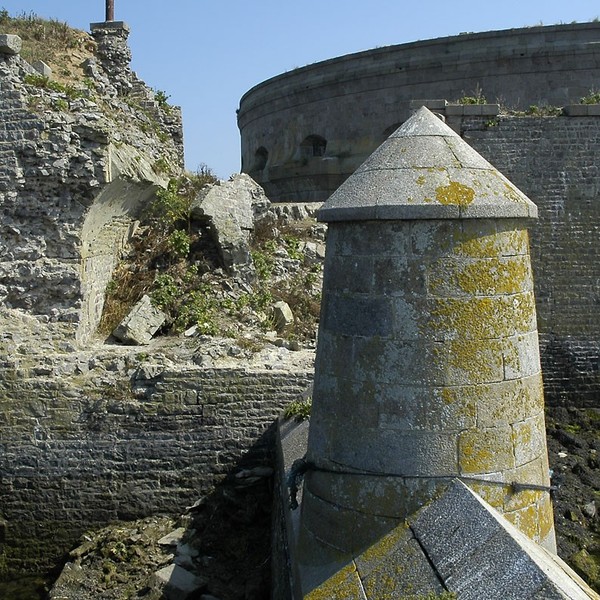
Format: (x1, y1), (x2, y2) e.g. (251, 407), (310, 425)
(307, 220), (554, 553)
(0, 359), (311, 573)
(463, 116), (600, 407)
(300, 110), (556, 567)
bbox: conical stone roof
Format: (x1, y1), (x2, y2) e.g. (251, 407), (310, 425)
(318, 106), (538, 222)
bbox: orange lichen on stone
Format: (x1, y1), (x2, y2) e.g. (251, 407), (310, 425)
(458, 427), (515, 474)
(455, 257), (529, 296)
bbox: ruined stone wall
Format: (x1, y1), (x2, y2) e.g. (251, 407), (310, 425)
(460, 114), (600, 408)
(0, 29), (183, 345)
(0, 345), (312, 573)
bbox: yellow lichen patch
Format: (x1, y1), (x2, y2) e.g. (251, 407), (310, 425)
(455, 257), (529, 296)
(502, 181), (528, 204)
(440, 388), (454, 405)
(451, 225), (530, 259)
(504, 503), (540, 542)
(538, 493), (556, 539)
(503, 488), (540, 513)
(428, 294), (536, 340)
(435, 181), (475, 206)
(416, 174), (426, 186)
(458, 427), (515, 474)
(446, 339), (503, 383)
(306, 563), (364, 600)
(359, 524), (408, 566)
(467, 479), (510, 509)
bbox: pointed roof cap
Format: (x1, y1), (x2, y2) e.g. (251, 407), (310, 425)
(318, 106), (538, 222)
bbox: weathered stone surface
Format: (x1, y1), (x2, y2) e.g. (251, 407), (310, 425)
(271, 300), (294, 332)
(275, 420), (597, 599)
(301, 106), (555, 567)
(411, 481), (596, 599)
(31, 60), (51, 76)
(0, 23), (183, 345)
(0, 33), (21, 55)
(157, 527), (186, 547)
(112, 294), (167, 345)
(318, 107), (537, 222)
(190, 174), (271, 282)
(0, 331), (313, 574)
(152, 564), (204, 599)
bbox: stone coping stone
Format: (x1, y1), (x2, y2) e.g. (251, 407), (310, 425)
(411, 480), (598, 599)
(564, 104), (600, 116)
(318, 107), (537, 223)
(90, 21), (130, 32)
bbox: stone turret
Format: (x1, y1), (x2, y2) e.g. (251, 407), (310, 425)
(297, 107), (556, 576)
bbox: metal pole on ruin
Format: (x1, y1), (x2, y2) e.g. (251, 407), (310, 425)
(106, 0), (115, 21)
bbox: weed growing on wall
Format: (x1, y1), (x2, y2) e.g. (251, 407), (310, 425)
(581, 90), (600, 104)
(283, 398), (312, 421)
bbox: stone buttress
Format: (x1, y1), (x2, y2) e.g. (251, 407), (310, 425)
(297, 107), (556, 577)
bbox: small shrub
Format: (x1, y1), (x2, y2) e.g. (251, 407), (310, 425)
(283, 399), (312, 421)
(251, 249), (275, 280)
(174, 289), (218, 334)
(152, 157), (172, 175)
(283, 234), (303, 260)
(525, 104), (562, 116)
(154, 89), (171, 108)
(53, 98), (68, 112)
(167, 229), (190, 260)
(23, 73), (83, 100)
(151, 274), (179, 311)
(151, 179), (191, 230)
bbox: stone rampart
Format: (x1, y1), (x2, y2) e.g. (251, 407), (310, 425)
(0, 344), (312, 574)
(459, 113), (600, 408)
(238, 22), (600, 202)
(239, 23), (600, 408)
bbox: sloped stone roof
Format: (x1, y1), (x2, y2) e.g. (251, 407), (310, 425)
(318, 106), (538, 222)
(304, 480), (598, 599)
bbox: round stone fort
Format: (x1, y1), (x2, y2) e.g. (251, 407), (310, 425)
(237, 22), (600, 202)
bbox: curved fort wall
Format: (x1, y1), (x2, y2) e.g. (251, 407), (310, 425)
(238, 22), (600, 202)
(238, 23), (600, 409)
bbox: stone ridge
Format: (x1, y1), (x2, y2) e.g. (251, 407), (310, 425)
(318, 107), (538, 222)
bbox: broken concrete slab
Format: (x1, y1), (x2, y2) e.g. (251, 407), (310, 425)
(112, 294), (167, 345)
(190, 174), (270, 283)
(152, 564), (205, 600)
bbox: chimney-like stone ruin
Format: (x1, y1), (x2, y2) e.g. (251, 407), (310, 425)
(297, 107), (556, 579)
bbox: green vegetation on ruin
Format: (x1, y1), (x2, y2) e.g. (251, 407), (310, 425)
(0, 9), (95, 88)
(283, 398), (312, 421)
(100, 169), (322, 344)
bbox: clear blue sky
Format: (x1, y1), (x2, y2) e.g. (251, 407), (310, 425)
(2, 1), (598, 178)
